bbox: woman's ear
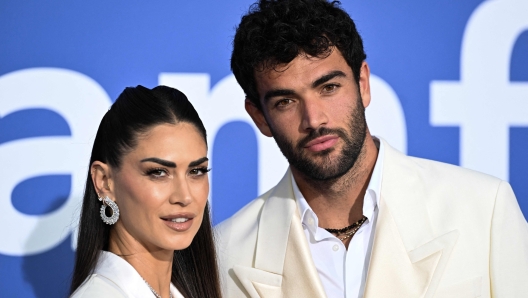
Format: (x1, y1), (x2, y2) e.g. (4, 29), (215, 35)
(91, 161), (114, 199)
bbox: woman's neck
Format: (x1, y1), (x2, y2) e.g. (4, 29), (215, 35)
(108, 228), (173, 298)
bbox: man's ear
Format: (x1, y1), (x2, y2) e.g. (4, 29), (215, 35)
(245, 98), (273, 137)
(91, 161), (115, 200)
(358, 61), (371, 109)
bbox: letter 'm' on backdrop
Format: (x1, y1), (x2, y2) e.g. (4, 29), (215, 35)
(0, 1), (527, 296)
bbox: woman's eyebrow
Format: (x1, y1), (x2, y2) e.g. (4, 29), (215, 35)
(140, 157), (176, 168)
(189, 157), (208, 167)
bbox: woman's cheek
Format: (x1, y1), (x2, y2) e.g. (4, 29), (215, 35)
(199, 180), (210, 206)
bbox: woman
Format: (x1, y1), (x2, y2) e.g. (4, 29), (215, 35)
(70, 85), (221, 298)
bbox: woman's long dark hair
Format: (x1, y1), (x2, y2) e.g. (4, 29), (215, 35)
(70, 85), (222, 298)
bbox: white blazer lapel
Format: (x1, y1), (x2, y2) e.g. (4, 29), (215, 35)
(254, 170), (297, 274)
(365, 141), (459, 298)
(232, 170), (294, 297)
(234, 169), (325, 297)
(282, 209), (327, 298)
(408, 230), (459, 298)
(94, 251), (157, 298)
(233, 265), (283, 298)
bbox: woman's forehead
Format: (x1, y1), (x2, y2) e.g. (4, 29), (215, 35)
(128, 123), (207, 162)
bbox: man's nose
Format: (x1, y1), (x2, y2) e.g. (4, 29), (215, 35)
(300, 97), (329, 131)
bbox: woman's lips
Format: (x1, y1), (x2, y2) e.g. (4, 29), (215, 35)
(304, 135), (339, 152)
(161, 215), (194, 232)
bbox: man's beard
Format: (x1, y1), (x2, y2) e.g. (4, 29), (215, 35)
(270, 98), (367, 182)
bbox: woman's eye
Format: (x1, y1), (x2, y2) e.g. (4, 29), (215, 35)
(147, 168), (168, 178)
(190, 167), (211, 176)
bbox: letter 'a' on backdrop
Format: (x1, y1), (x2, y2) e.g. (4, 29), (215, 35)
(0, 68), (110, 256)
(0, 0), (527, 297)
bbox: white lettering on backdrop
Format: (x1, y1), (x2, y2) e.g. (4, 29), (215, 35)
(0, 68), (110, 255)
(431, 0), (528, 181)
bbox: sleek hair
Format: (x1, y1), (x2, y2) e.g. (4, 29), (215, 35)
(231, 0), (367, 109)
(70, 85), (222, 298)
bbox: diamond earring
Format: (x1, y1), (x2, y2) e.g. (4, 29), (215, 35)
(99, 196), (120, 225)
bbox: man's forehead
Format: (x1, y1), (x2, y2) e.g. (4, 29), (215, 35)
(257, 51), (332, 73)
(255, 50), (349, 83)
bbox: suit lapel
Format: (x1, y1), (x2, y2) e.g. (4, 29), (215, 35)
(364, 141), (459, 298)
(232, 170), (325, 297)
(282, 209), (327, 298)
(232, 265), (283, 298)
(254, 170), (297, 274)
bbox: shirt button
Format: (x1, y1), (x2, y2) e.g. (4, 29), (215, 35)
(307, 217), (314, 226)
(332, 245), (339, 251)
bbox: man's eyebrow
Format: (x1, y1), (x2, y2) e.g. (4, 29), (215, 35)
(262, 70), (346, 102)
(140, 157), (176, 168)
(189, 156), (209, 167)
(263, 89), (296, 102)
(312, 70), (347, 88)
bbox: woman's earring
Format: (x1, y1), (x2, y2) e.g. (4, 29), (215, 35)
(99, 196), (120, 225)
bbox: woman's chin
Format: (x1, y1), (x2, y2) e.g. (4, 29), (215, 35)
(169, 243), (192, 251)
(158, 218), (202, 250)
(164, 235), (194, 251)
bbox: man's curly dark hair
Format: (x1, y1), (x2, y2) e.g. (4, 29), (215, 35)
(231, 0), (367, 109)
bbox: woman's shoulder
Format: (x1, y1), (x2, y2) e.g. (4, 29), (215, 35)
(70, 274), (127, 298)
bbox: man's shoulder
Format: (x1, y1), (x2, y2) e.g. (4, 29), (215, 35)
(383, 144), (507, 209)
(383, 141), (503, 188)
(406, 154), (502, 186)
(214, 187), (276, 246)
(216, 187), (273, 228)
(390, 153), (508, 212)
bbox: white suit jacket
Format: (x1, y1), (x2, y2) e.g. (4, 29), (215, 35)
(71, 251), (184, 298)
(215, 140), (528, 298)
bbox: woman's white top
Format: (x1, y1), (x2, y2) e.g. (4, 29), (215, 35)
(71, 251), (184, 298)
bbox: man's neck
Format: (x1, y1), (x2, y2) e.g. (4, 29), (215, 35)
(292, 134), (378, 229)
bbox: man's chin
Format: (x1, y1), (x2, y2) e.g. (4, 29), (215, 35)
(293, 160), (350, 181)
(305, 169), (349, 182)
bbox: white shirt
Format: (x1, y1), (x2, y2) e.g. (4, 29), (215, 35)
(293, 140), (384, 298)
(71, 251), (184, 298)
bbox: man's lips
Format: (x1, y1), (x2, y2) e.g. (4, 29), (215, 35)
(303, 135), (339, 152)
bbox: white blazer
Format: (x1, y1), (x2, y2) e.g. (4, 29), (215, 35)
(215, 140), (528, 298)
(71, 251), (184, 298)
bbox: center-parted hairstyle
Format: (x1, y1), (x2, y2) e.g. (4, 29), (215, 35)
(231, 0), (366, 109)
(70, 85), (221, 298)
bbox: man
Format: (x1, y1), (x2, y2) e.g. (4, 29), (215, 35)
(215, 0), (528, 297)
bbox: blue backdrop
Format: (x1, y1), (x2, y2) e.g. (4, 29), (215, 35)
(1, 1), (527, 297)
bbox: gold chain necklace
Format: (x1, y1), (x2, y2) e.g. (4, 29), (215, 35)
(323, 215), (368, 241)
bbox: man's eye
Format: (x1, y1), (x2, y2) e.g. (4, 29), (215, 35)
(322, 84), (338, 93)
(275, 98), (293, 107)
